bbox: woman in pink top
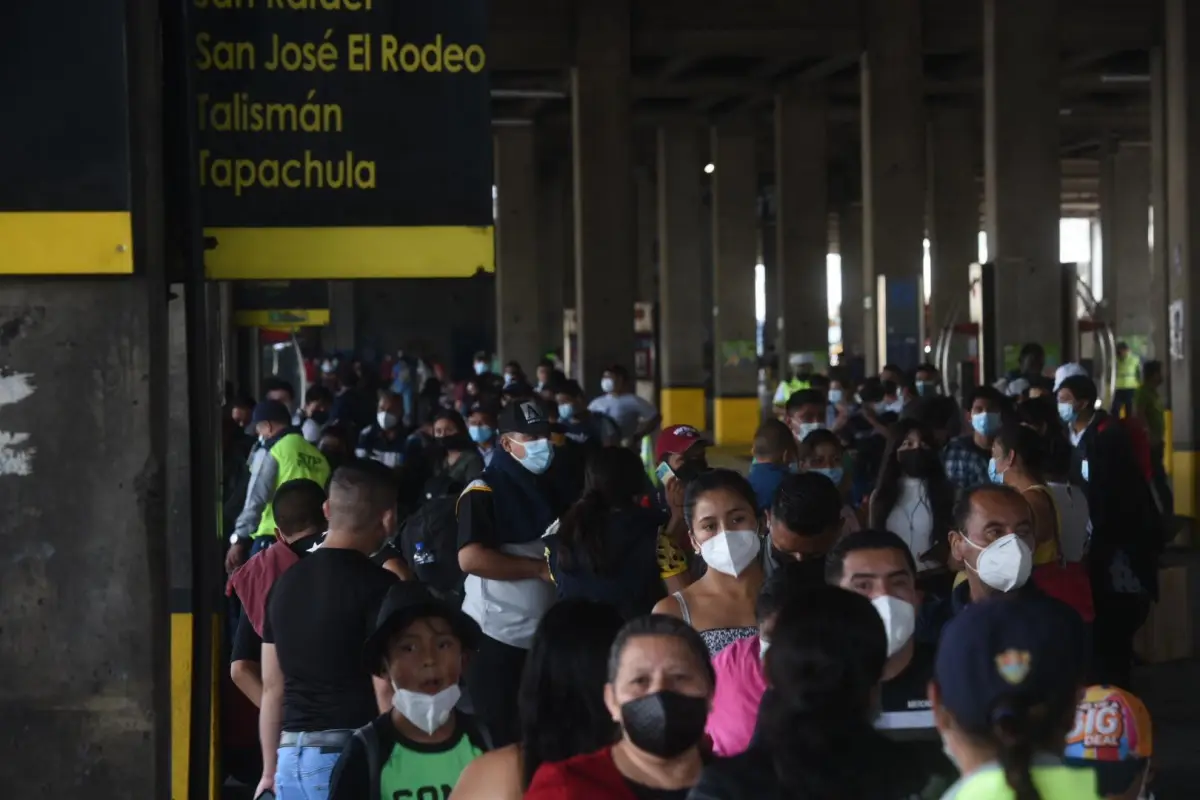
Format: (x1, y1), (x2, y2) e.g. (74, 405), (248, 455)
(705, 561), (811, 757)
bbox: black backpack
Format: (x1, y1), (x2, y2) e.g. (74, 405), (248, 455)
(396, 483), (465, 601)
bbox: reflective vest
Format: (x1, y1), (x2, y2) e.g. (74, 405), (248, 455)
(773, 377), (811, 406)
(1116, 353), (1140, 390)
(945, 764), (1102, 800)
(253, 432), (331, 539)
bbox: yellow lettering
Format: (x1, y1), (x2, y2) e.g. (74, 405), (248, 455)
(197, 91), (343, 133)
(265, 29), (339, 72)
(381, 35), (398, 71)
(399, 43), (420, 72)
(420, 34), (442, 72)
(347, 33), (370, 71)
(443, 44), (463, 73)
(465, 44), (486, 73)
(200, 151), (377, 193)
(195, 32), (255, 71)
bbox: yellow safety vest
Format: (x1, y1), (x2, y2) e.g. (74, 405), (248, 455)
(253, 432), (331, 539)
(947, 763), (1102, 800)
(1116, 354), (1140, 390)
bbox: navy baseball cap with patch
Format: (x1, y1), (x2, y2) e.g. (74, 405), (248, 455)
(934, 593), (1087, 732)
(251, 399), (292, 427)
(498, 399), (551, 437)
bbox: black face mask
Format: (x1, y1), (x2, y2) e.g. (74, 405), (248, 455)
(434, 433), (473, 452)
(620, 691), (709, 759)
(309, 409), (329, 425)
(897, 448), (934, 479)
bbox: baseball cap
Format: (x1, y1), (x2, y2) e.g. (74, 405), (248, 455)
(250, 399), (292, 427)
(934, 593), (1086, 733)
(1064, 685), (1153, 795)
(655, 424), (710, 462)
(1054, 362), (1088, 392)
(497, 399), (551, 438)
(364, 582), (481, 674)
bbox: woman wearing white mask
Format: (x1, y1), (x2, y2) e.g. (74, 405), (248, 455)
(329, 582), (490, 800)
(691, 585), (927, 800)
(653, 469), (764, 656)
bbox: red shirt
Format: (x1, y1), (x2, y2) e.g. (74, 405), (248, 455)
(524, 747), (638, 800)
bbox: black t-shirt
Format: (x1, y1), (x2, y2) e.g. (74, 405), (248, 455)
(880, 643), (935, 716)
(262, 547), (398, 732)
(230, 532), (324, 665)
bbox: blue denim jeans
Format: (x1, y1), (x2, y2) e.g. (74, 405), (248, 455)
(275, 738), (344, 800)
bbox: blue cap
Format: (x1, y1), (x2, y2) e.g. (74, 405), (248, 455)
(251, 399), (291, 427)
(934, 594), (1086, 732)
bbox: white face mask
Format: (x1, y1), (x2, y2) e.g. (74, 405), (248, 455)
(600, 377), (615, 394)
(391, 683), (461, 735)
(796, 422), (825, 442)
(960, 532), (1033, 592)
(698, 530), (761, 577)
(377, 410), (399, 430)
(870, 594), (916, 658)
(759, 637), (770, 661)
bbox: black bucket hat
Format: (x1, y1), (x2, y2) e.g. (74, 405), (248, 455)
(364, 582), (482, 674)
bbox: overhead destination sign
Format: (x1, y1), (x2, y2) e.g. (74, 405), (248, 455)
(192, 0), (493, 279)
(0, 0), (133, 274)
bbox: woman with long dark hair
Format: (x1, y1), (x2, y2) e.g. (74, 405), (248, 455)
(690, 584), (925, 799)
(449, 599), (623, 800)
(653, 469), (766, 656)
(545, 447), (686, 618)
(431, 408), (484, 484)
(868, 419), (955, 584)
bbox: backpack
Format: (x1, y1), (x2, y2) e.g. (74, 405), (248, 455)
(396, 493), (464, 600)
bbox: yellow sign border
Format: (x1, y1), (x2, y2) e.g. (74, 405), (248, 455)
(233, 308), (331, 328)
(204, 225), (495, 279)
(0, 211), (134, 274)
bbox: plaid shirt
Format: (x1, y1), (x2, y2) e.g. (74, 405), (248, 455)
(942, 435), (990, 491)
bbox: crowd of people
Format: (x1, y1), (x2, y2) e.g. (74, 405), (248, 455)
(219, 344), (1167, 800)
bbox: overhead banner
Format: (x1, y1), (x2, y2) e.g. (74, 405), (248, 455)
(0, 1), (133, 274)
(191, 0), (493, 279)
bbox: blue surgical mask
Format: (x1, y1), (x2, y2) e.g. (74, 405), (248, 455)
(972, 411), (1001, 438)
(828, 389), (844, 405)
(1058, 402), (1078, 424)
(468, 425), (492, 444)
(812, 466), (844, 486)
(601, 377), (615, 394)
(515, 438), (554, 474)
(503, 373), (515, 387)
(987, 457), (1005, 485)
(916, 381), (936, 397)
(473, 361), (487, 376)
(557, 403), (575, 422)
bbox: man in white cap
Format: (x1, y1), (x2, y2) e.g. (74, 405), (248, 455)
(773, 353), (815, 412)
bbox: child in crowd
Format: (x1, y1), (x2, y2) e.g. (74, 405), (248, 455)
(329, 583), (490, 800)
(1064, 686), (1155, 800)
(797, 427), (861, 534)
(748, 419), (799, 511)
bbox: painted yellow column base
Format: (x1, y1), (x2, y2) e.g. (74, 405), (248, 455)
(660, 387), (707, 430)
(1172, 449), (1197, 519)
(713, 396), (760, 447)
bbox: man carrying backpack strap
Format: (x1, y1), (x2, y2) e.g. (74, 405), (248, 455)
(397, 476), (468, 604)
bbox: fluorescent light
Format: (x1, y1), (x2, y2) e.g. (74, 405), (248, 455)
(704, 163), (715, 174)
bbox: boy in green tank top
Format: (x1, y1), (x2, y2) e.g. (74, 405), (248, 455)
(329, 583), (490, 800)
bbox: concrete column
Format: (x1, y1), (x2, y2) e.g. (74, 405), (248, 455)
(1151, 49), (1170, 371)
(657, 123), (707, 429)
(325, 280), (356, 353)
(1165, 0), (1200, 513)
(494, 126), (542, 366)
(1098, 139), (1118, 318)
(572, 0), (635, 389)
(984, 0), (1063, 380)
(861, 0), (926, 373)
(775, 86), (829, 367)
(928, 107), (980, 336)
(636, 164), (657, 305)
(710, 123), (760, 445)
(1110, 144), (1154, 351)
(839, 203), (865, 363)
(536, 147), (569, 359)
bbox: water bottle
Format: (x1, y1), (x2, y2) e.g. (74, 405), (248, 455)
(414, 542), (435, 567)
